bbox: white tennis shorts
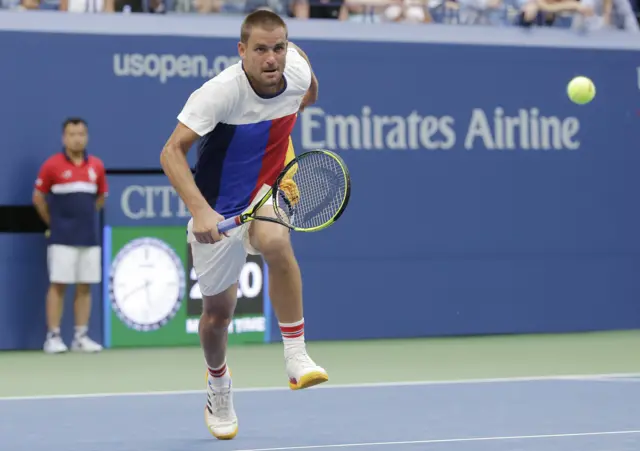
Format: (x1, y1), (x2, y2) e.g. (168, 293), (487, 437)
(47, 245), (102, 284)
(188, 185), (271, 297)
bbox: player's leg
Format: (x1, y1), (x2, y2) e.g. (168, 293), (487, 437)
(199, 283), (239, 440)
(72, 246), (103, 352)
(197, 263), (240, 440)
(200, 284), (237, 376)
(247, 206), (329, 390)
(44, 244), (75, 354)
(189, 219), (247, 440)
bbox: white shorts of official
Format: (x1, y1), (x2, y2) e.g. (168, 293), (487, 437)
(47, 245), (102, 285)
(187, 185), (271, 297)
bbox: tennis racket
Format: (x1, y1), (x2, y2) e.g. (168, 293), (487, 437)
(217, 149), (351, 234)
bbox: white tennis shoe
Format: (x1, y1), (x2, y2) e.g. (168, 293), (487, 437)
(204, 373), (238, 440)
(286, 350), (329, 390)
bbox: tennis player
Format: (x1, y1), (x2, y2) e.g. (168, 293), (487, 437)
(159, 10), (326, 441)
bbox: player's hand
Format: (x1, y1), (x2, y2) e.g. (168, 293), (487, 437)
(192, 206), (227, 244)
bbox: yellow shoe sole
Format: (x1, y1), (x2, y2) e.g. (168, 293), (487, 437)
(289, 371), (329, 390)
(204, 408), (238, 440)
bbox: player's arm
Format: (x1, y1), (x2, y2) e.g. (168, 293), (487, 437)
(161, 122), (228, 244)
(160, 122), (211, 218)
(161, 81), (234, 243)
(288, 41), (318, 109)
(161, 81), (228, 218)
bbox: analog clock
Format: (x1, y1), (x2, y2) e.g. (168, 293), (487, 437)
(109, 237), (186, 332)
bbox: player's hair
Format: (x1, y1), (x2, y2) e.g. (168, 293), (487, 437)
(240, 10), (288, 44)
(62, 117), (88, 132)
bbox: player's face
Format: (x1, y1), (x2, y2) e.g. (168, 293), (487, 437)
(62, 123), (88, 153)
(239, 26), (288, 92)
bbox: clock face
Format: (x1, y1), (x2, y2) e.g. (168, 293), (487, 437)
(109, 238), (186, 332)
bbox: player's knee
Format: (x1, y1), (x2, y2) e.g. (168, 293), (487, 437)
(200, 290), (236, 331)
(257, 233), (292, 264)
(200, 311), (231, 333)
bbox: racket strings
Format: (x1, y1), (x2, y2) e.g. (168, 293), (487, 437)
(276, 153), (347, 229)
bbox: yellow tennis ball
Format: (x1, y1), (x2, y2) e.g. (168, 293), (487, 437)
(567, 76), (596, 105)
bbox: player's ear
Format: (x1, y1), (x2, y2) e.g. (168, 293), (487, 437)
(237, 41), (246, 59)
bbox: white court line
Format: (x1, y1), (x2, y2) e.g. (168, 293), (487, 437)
(232, 430), (640, 451)
(565, 376), (640, 383)
(1, 372), (640, 402)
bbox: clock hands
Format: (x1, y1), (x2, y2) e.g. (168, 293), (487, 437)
(120, 282), (148, 302)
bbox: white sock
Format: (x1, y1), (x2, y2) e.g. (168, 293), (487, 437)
(279, 318), (306, 354)
(208, 361), (231, 388)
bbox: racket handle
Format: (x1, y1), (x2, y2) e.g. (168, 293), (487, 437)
(217, 216), (241, 234)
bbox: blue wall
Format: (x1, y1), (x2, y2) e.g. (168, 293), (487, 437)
(1, 13), (639, 349)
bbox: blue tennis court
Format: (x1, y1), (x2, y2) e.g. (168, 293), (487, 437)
(2, 375), (640, 451)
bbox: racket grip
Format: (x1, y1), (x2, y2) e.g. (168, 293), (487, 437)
(217, 216), (241, 234)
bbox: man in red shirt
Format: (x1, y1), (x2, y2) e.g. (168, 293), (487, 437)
(33, 118), (107, 354)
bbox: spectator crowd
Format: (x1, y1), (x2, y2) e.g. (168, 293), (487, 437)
(2, 0), (638, 33)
